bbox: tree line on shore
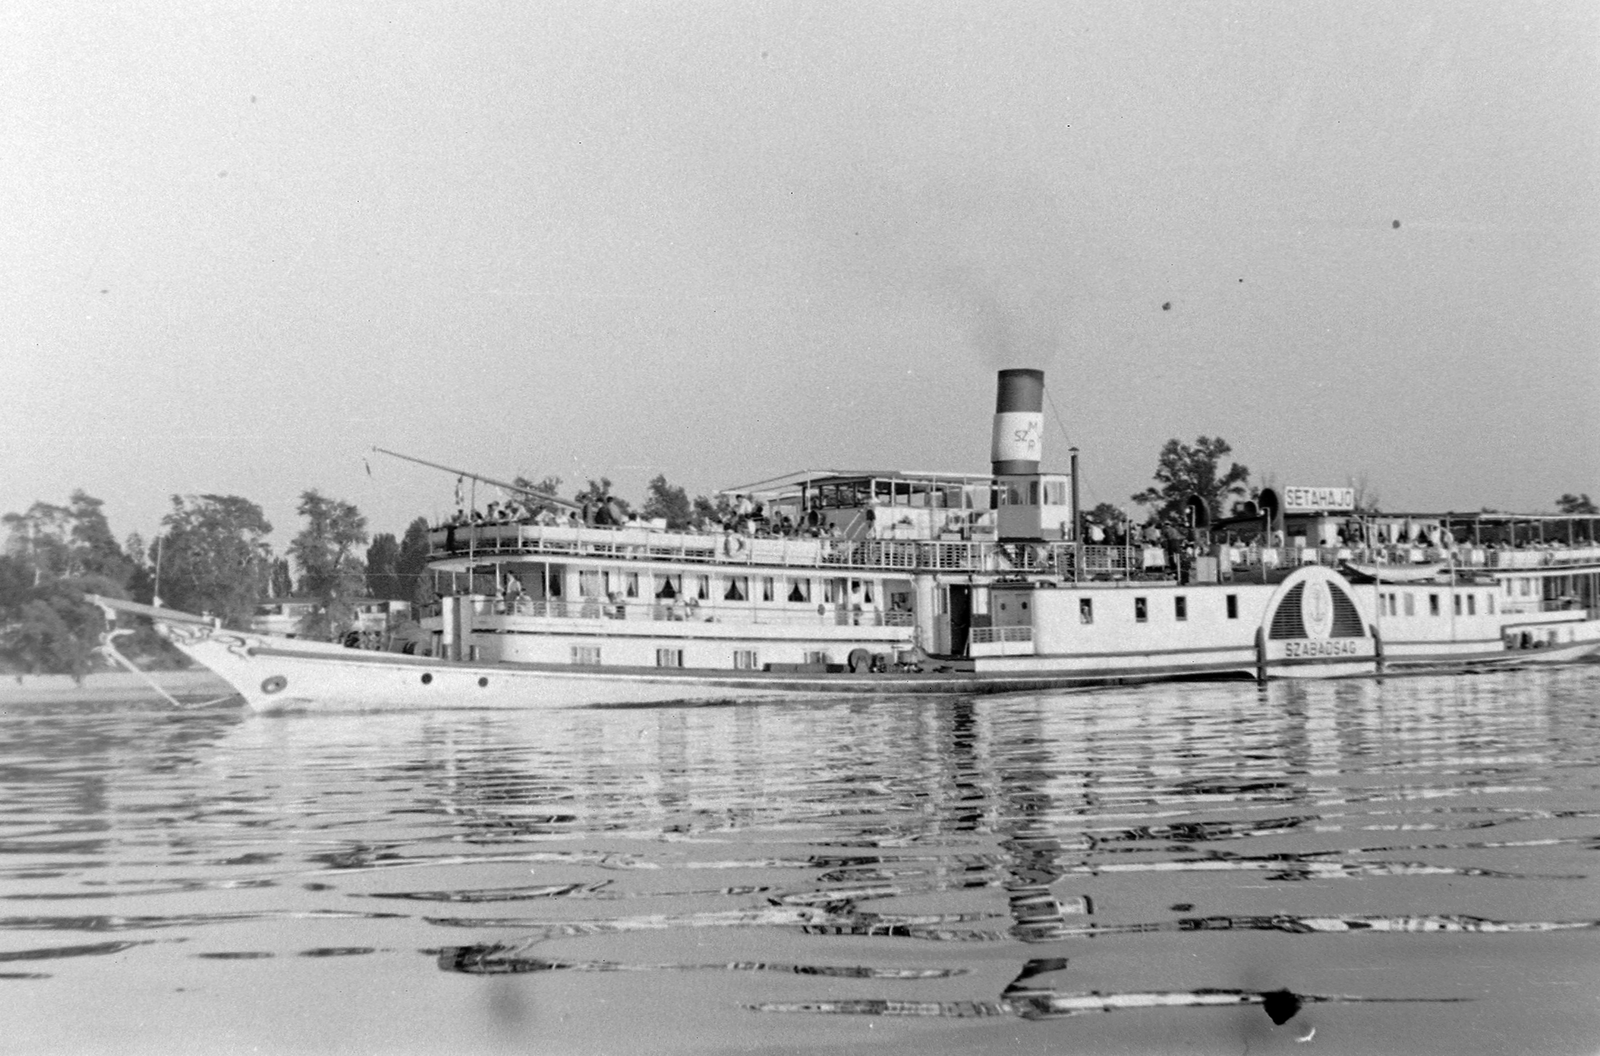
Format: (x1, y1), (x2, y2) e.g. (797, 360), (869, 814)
(0, 489), (396, 677)
(4, 442), (1592, 678)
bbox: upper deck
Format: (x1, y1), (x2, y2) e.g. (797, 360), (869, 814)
(430, 522), (1067, 574)
(427, 522), (1600, 580)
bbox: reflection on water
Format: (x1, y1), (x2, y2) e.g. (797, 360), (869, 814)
(3, 668), (1600, 1054)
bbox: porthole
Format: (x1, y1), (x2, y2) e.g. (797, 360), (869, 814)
(260, 675), (288, 695)
(421, 673), (433, 685)
(477, 677), (488, 688)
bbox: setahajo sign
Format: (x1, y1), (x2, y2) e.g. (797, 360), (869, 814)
(1283, 486), (1355, 512)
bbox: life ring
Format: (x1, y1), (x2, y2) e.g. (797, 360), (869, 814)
(724, 534), (747, 557)
(260, 675), (288, 695)
(818, 603), (826, 616)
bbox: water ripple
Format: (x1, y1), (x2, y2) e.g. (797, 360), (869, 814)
(2, 668), (1598, 1051)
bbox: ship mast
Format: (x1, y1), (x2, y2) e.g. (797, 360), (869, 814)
(370, 446), (582, 511)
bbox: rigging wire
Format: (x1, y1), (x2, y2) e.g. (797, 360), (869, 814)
(1044, 385), (1104, 510)
(1046, 383), (1140, 521)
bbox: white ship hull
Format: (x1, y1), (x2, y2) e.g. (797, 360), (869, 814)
(153, 618), (1168, 713)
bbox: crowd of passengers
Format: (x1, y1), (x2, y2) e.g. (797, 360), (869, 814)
(441, 494), (846, 539)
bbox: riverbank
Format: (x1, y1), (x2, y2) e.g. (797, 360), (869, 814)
(0, 670), (237, 705)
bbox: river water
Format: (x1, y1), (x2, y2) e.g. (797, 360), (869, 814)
(3, 668), (1598, 1055)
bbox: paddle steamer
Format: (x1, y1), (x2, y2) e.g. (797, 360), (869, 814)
(95, 370), (1600, 711)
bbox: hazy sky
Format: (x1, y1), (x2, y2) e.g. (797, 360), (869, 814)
(4, 1), (1596, 549)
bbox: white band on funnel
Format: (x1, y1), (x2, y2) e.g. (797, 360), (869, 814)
(991, 411), (1043, 466)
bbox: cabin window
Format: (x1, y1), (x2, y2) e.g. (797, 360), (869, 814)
(824, 579), (839, 604)
(571, 645), (601, 666)
(1174, 596), (1187, 621)
(578, 570), (603, 599)
(655, 573), (681, 600)
(624, 572), (639, 599)
(1386, 593), (1397, 616)
(1029, 480), (1040, 505)
(1134, 597), (1147, 623)
(733, 649), (759, 670)
(1487, 595), (1495, 615)
(1429, 594), (1440, 616)
(1453, 594), (1462, 616)
(655, 648), (684, 668)
(1404, 593), (1415, 616)
(724, 576), (748, 602)
(805, 650), (829, 665)
(1467, 594), (1476, 615)
(694, 574), (710, 601)
(1520, 579), (1531, 597)
(1079, 598), (1094, 624)
(788, 578), (811, 603)
(1043, 481), (1067, 506)
(1226, 594), (1239, 619)
(761, 576), (775, 602)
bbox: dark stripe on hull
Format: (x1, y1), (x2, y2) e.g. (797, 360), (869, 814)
(248, 643), (1266, 698)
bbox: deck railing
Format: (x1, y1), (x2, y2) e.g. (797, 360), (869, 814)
(430, 524), (1088, 575)
(477, 597), (915, 629)
(1223, 543), (1600, 573)
(430, 523), (1600, 578)
(969, 625), (1034, 644)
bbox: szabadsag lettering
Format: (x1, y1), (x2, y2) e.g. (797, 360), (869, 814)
(1284, 639), (1361, 658)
